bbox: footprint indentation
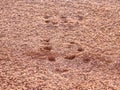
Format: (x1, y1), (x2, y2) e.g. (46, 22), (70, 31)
(45, 20), (50, 23)
(43, 45), (52, 51)
(47, 55), (56, 61)
(77, 47), (84, 52)
(55, 68), (69, 73)
(83, 58), (91, 63)
(77, 15), (84, 21)
(64, 54), (76, 60)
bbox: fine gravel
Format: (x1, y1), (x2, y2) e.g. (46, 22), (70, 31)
(0, 0), (120, 90)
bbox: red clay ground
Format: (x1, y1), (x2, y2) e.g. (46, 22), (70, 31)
(0, 0), (120, 90)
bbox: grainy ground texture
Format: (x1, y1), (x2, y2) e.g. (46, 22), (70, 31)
(0, 0), (120, 90)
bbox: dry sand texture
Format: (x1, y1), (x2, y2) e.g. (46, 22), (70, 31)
(0, 0), (120, 90)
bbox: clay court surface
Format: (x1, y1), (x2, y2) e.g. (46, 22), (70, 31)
(0, 0), (120, 90)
